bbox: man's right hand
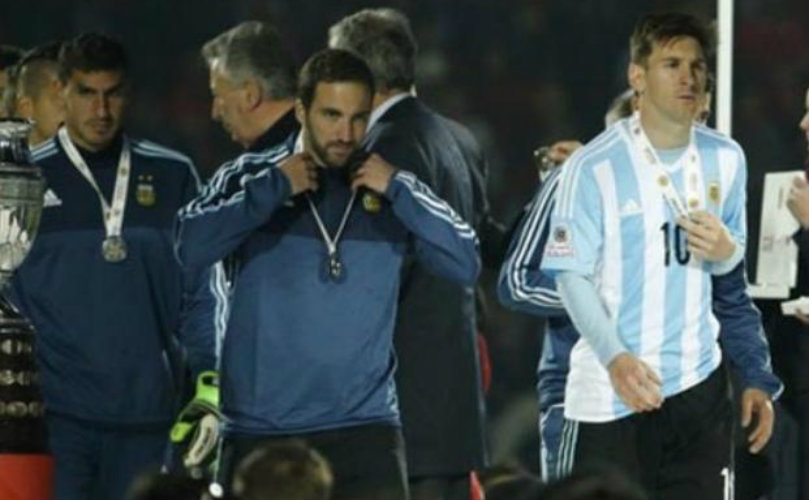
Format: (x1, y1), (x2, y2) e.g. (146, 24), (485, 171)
(787, 176), (809, 229)
(607, 352), (664, 413)
(279, 153), (318, 195)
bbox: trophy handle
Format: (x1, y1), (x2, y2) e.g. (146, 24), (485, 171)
(0, 293), (22, 320)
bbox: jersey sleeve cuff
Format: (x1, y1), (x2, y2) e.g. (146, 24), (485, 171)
(710, 240), (745, 276)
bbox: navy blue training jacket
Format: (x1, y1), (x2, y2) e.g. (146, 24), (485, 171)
(11, 132), (221, 425)
(176, 132), (480, 435)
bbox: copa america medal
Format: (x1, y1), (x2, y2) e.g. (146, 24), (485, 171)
(102, 235), (127, 262)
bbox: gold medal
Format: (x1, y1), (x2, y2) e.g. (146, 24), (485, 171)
(688, 198), (699, 210)
(658, 175), (669, 187)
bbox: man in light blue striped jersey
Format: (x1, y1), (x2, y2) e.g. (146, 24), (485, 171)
(538, 12), (770, 499)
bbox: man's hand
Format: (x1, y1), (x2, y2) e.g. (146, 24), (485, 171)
(677, 211), (736, 262)
(350, 153), (396, 194)
(795, 309), (809, 325)
(741, 388), (774, 454)
(170, 371), (222, 471)
(534, 140), (582, 179)
(787, 176), (809, 229)
(547, 140), (583, 164)
(279, 153), (318, 195)
(607, 352), (663, 412)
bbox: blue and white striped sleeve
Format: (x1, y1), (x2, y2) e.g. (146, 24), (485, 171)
(497, 170), (566, 317)
(175, 147), (292, 269)
(710, 143), (747, 275)
(540, 153), (603, 278)
(385, 170), (480, 285)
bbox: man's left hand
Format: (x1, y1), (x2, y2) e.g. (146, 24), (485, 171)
(741, 387), (774, 454)
(677, 211), (736, 262)
(350, 153), (396, 194)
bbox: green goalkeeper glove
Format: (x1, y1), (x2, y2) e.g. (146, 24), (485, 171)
(170, 370), (222, 473)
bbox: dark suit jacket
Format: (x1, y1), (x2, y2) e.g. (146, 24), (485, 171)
(363, 96), (492, 476)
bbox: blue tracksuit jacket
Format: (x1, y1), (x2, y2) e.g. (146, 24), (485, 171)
(10, 133), (221, 425)
(176, 132), (480, 435)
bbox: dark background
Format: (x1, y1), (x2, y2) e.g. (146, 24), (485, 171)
(3, 0), (808, 470)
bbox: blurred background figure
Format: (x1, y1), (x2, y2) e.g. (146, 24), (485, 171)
(10, 41), (65, 146)
(126, 472), (212, 500)
(231, 440), (333, 500)
(329, 9), (494, 499)
(0, 44), (24, 115)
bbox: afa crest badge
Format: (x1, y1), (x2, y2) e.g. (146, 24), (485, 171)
(362, 192), (382, 213)
(136, 175), (156, 207)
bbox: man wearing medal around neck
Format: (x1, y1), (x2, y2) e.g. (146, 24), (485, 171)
(176, 49), (480, 499)
(539, 13), (773, 499)
(9, 34), (222, 500)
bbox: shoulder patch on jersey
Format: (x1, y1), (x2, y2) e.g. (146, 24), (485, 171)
(545, 223), (574, 258)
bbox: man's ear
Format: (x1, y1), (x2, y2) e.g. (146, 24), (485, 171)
(243, 79), (263, 110)
(628, 62), (645, 96)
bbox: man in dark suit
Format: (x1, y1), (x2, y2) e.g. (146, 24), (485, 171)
(783, 84), (809, 499)
(329, 8), (502, 500)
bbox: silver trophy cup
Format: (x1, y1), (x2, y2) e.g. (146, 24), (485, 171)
(0, 119), (46, 453)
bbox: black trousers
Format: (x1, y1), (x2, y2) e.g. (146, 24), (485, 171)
(567, 367), (732, 500)
(409, 474), (471, 500)
(217, 424), (409, 500)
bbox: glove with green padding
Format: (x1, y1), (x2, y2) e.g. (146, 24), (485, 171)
(170, 370), (223, 473)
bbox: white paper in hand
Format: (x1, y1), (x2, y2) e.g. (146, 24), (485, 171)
(781, 296), (809, 316)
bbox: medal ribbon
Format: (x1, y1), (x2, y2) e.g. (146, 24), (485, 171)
(627, 112), (703, 218)
(58, 127), (131, 239)
(306, 191), (357, 264)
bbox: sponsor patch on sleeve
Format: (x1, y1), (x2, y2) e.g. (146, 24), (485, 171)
(545, 224), (575, 258)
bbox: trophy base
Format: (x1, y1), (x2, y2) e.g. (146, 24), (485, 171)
(0, 292), (48, 454)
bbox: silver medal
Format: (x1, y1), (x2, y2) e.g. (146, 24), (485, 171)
(306, 190), (357, 284)
(102, 235), (127, 263)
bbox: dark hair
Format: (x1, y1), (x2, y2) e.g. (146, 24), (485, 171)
(201, 21), (297, 100)
(328, 8), (416, 92)
(232, 439), (333, 500)
(0, 45), (24, 71)
(536, 468), (647, 500)
(630, 12), (715, 66)
(297, 48), (374, 109)
(58, 33), (128, 83)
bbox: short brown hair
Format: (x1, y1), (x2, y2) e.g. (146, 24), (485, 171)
(630, 12), (715, 66)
